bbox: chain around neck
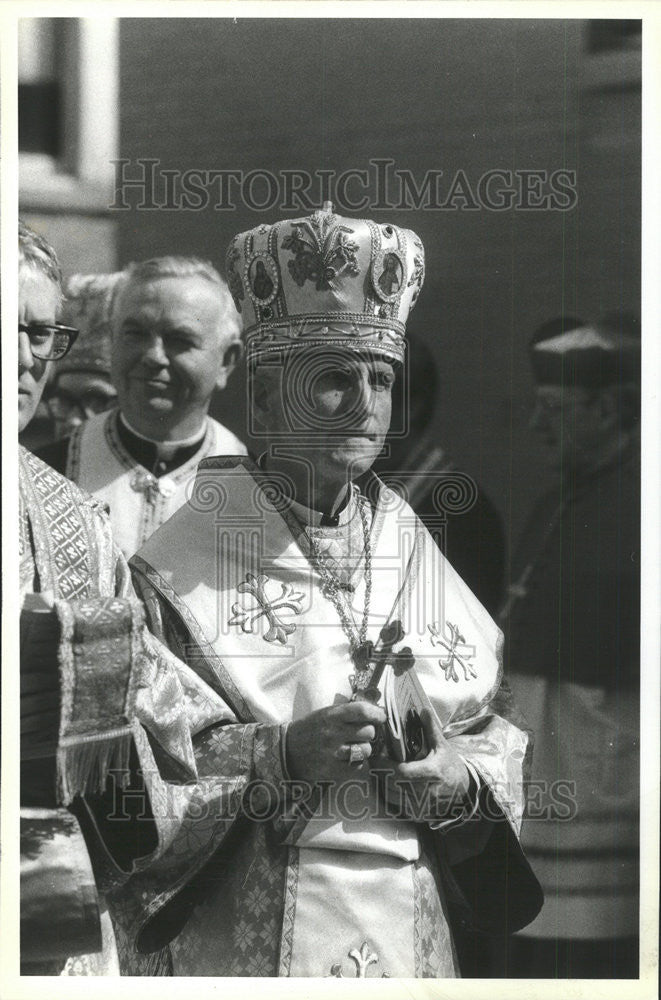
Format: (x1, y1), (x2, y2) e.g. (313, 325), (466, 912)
(304, 484), (372, 657)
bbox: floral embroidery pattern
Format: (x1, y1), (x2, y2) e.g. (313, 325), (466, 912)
(244, 883), (272, 917)
(428, 620), (477, 682)
(408, 238), (425, 306)
(165, 822), (288, 976)
(414, 854), (458, 976)
(228, 573), (305, 644)
(282, 211), (360, 291)
(408, 255), (424, 288)
(329, 941), (389, 978)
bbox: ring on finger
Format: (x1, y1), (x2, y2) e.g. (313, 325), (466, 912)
(349, 744), (366, 765)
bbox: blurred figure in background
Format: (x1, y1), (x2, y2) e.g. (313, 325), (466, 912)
(499, 313), (640, 978)
(46, 272), (121, 439)
(39, 256), (247, 557)
(373, 334), (505, 618)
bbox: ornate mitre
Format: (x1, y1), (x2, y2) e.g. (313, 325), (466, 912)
(225, 202), (425, 362)
(58, 272), (122, 375)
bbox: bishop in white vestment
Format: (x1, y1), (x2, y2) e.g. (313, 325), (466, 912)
(108, 205), (542, 976)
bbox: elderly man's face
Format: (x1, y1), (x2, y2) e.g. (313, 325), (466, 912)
(530, 384), (614, 471)
(111, 275), (237, 438)
(258, 349), (396, 482)
(18, 265), (60, 433)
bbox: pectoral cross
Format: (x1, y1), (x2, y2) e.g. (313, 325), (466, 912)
(349, 619), (415, 700)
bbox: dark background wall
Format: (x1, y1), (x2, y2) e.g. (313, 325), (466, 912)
(116, 17), (640, 551)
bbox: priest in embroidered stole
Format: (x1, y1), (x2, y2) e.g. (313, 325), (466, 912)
(37, 257), (247, 558)
(103, 205), (544, 978)
(18, 221), (199, 975)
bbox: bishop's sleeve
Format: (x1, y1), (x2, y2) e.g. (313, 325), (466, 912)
(100, 567), (291, 958)
(434, 675), (543, 935)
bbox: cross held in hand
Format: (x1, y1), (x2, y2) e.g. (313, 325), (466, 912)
(350, 619), (415, 698)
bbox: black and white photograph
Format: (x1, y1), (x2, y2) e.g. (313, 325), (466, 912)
(3, 4), (658, 994)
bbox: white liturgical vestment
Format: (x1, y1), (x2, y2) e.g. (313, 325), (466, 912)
(106, 456), (538, 977)
(65, 409), (246, 557)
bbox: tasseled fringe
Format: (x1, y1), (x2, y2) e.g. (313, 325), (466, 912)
(57, 727), (133, 806)
(54, 596), (145, 807)
(56, 599), (76, 733)
(143, 946), (173, 976)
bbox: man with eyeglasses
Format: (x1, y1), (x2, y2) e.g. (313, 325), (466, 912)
(19, 310), (79, 427)
(38, 256), (246, 558)
(18, 221), (200, 975)
(498, 314), (641, 978)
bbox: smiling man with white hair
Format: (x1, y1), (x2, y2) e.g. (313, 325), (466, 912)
(39, 256), (246, 557)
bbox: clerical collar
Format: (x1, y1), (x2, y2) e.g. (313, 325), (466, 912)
(119, 413), (207, 459)
(117, 412), (207, 477)
(287, 494), (355, 528)
(256, 453), (352, 527)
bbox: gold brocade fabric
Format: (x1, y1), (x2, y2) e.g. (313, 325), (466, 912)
(19, 446), (142, 802)
(18, 446), (198, 975)
(19, 446), (122, 601)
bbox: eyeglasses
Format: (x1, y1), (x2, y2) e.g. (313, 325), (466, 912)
(47, 387), (117, 422)
(19, 323), (80, 361)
